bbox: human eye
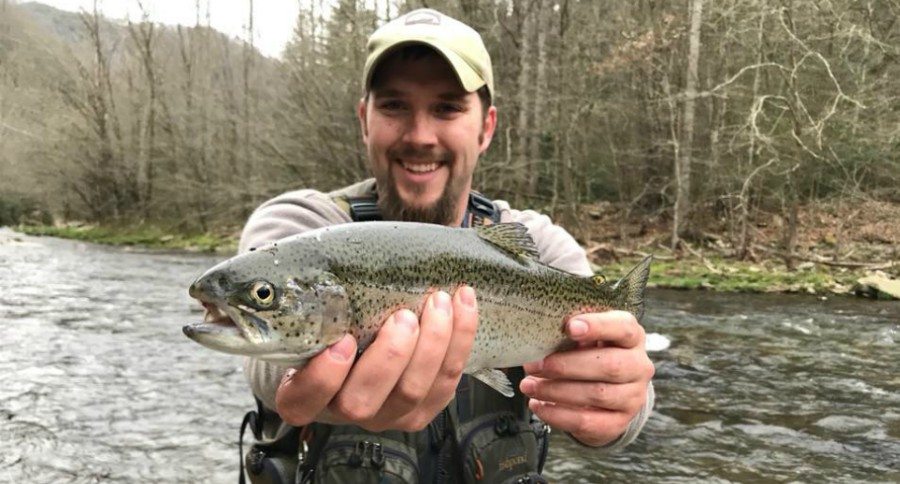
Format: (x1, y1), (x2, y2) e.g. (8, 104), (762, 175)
(434, 102), (465, 117)
(377, 99), (406, 113)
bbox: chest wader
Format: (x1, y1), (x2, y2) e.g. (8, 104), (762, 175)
(238, 192), (552, 484)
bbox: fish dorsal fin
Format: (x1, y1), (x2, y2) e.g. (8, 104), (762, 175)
(474, 223), (540, 261)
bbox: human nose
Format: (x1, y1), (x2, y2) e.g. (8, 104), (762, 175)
(401, 110), (438, 147)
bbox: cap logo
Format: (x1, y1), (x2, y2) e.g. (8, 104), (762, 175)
(405, 10), (441, 26)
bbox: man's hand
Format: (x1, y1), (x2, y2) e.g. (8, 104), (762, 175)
(520, 310), (655, 447)
(274, 286), (479, 432)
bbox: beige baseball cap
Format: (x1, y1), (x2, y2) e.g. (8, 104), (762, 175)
(363, 9), (494, 100)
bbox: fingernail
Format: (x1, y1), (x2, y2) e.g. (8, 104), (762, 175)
(432, 291), (451, 315)
(328, 335), (355, 362)
(395, 309), (419, 333)
(459, 286), (476, 308)
(281, 368), (297, 385)
(569, 319), (588, 337)
(520, 378), (536, 395)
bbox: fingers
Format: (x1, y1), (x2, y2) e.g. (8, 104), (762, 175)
(566, 310), (645, 348)
(519, 376), (645, 413)
(275, 334), (356, 426)
(373, 286), (479, 432)
(520, 310), (654, 448)
(278, 287), (479, 433)
(374, 291), (454, 425)
(427, 286), (478, 400)
(528, 400), (630, 447)
(526, 346), (654, 383)
(330, 309), (419, 422)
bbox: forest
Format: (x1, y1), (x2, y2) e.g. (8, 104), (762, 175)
(1, 0), (897, 275)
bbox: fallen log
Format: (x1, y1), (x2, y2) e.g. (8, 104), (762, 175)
(753, 244), (896, 270)
(585, 243), (676, 261)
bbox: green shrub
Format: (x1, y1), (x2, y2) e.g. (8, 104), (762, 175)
(0, 194), (51, 226)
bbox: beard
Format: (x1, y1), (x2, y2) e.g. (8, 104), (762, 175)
(374, 147), (468, 226)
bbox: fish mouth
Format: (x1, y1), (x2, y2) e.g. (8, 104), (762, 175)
(183, 300), (317, 365)
(183, 300), (265, 351)
(184, 282), (283, 356)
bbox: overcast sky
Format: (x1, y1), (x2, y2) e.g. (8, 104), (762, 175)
(30, 0), (301, 58)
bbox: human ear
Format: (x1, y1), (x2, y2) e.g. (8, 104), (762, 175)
(479, 106), (497, 153)
(357, 98), (369, 142)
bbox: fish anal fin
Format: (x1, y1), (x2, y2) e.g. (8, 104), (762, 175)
(471, 368), (515, 397)
(475, 223), (539, 261)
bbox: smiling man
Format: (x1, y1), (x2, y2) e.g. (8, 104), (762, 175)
(362, 46), (490, 227)
(236, 8), (654, 483)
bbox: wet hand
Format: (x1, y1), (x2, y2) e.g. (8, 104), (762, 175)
(274, 286), (479, 432)
(520, 310), (655, 447)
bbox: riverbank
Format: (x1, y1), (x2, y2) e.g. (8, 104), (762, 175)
(12, 199), (898, 298)
(596, 256), (875, 296)
(582, 198), (898, 298)
(16, 223), (238, 253)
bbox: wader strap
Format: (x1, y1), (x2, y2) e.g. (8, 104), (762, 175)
(238, 398), (264, 484)
(296, 423), (332, 483)
(343, 191), (500, 226)
(467, 191), (502, 227)
(345, 196), (382, 222)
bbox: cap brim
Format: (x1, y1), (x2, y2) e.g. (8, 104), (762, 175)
(365, 39), (486, 93)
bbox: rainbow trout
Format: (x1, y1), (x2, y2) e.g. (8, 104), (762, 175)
(183, 222), (650, 396)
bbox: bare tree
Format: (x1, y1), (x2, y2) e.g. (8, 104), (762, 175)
(672, 0), (704, 249)
(127, 1), (159, 217)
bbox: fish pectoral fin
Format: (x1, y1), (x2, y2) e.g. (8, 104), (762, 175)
(471, 369), (515, 398)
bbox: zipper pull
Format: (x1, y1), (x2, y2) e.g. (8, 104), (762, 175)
(348, 440), (367, 467)
(370, 442), (385, 469)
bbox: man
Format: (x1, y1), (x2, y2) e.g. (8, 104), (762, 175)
(237, 8), (654, 482)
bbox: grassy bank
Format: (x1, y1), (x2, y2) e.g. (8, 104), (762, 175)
(580, 198), (899, 298)
(17, 224), (238, 254)
(596, 256), (865, 295)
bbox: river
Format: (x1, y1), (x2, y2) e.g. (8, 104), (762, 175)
(1, 228), (897, 483)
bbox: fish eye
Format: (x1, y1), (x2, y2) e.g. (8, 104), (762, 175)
(249, 281), (275, 307)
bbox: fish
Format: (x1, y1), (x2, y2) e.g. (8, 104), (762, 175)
(183, 221), (651, 397)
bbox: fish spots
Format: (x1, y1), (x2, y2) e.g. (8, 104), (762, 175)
(201, 222), (637, 366)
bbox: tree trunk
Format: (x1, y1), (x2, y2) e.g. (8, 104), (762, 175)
(128, 10), (158, 218)
(528, 0), (549, 197)
(515, 2), (534, 204)
(738, 3), (766, 257)
(782, 198), (799, 270)
(242, 0), (255, 213)
(672, 0), (703, 249)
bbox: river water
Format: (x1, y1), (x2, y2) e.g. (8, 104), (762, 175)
(1, 228), (897, 483)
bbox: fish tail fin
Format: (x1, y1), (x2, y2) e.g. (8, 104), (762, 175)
(610, 256), (652, 321)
